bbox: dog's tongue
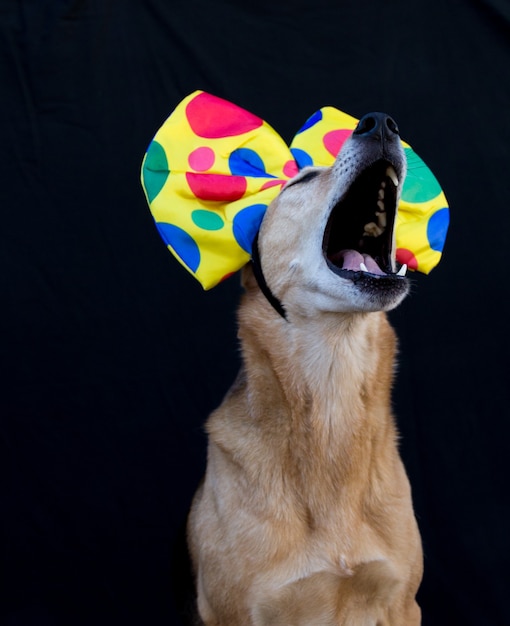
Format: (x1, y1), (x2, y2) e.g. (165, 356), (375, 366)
(333, 250), (386, 276)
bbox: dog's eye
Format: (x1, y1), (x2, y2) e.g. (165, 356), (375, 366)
(284, 170), (320, 190)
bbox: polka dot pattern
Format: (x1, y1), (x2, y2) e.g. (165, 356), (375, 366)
(402, 148), (442, 203)
(141, 90), (450, 288)
(185, 91), (263, 138)
(141, 91), (306, 288)
(396, 248), (418, 271)
(156, 222), (200, 273)
(229, 148), (268, 177)
(395, 148), (449, 272)
(186, 173), (247, 202)
(290, 148), (313, 169)
(189, 147), (215, 171)
(297, 110), (323, 134)
(142, 140), (169, 203)
(323, 129), (352, 158)
(233, 204), (267, 253)
(191, 209), (224, 231)
(283, 160), (299, 178)
(427, 207), (449, 252)
(261, 180), (286, 191)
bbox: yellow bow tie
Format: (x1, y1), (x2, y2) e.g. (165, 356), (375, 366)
(141, 91), (449, 289)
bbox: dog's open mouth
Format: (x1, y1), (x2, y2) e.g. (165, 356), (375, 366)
(323, 160), (406, 281)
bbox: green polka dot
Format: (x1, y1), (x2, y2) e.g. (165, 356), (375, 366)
(142, 140), (169, 202)
(402, 147), (442, 203)
(191, 210), (225, 231)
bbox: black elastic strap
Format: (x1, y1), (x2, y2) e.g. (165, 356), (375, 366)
(250, 234), (288, 321)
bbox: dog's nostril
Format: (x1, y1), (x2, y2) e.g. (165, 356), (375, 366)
(385, 116), (399, 136)
(353, 114), (378, 136)
(353, 112), (400, 138)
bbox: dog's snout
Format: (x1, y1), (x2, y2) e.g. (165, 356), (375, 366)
(353, 112), (399, 140)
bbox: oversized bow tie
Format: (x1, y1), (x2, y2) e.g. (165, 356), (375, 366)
(141, 91), (449, 289)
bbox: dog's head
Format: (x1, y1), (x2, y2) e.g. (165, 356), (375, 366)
(257, 113), (410, 317)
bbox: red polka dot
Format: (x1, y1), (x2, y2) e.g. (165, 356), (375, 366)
(220, 272), (236, 283)
(283, 160), (299, 178)
(396, 248), (418, 270)
(186, 173), (247, 201)
(188, 147), (215, 171)
(261, 179), (286, 191)
(323, 129), (352, 157)
(185, 92), (263, 139)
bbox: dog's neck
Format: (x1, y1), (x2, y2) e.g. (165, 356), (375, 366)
(236, 275), (398, 520)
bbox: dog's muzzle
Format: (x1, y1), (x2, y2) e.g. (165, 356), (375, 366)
(323, 112), (409, 294)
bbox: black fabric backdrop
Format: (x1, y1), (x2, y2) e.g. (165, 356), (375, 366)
(1, 1), (509, 625)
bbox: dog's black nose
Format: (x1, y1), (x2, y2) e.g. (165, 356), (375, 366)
(353, 112), (399, 139)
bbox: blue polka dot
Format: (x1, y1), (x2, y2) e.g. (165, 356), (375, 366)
(233, 204), (267, 253)
(229, 148), (270, 178)
(155, 222), (200, 272)
(290, 148), (314, 169)
(296, 109), (323, 134)
(427, 208), (449, 252)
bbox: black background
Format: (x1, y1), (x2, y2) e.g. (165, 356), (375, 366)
(1, 1), (509, 625)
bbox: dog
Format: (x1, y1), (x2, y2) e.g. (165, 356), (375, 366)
(187, 112), (423, 625)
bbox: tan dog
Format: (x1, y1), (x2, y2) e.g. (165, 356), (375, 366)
(187, 112), (423, 625)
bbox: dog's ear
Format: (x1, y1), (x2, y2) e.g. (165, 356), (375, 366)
(241, 264), (258, 292)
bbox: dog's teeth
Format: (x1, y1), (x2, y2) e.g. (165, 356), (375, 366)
(360, 262), (368, 272)
(396, 263), (408, 277)
(378, 188), (385, 200)
(363, 222), (384, 237)
(381, 181), (386, 188)
(376, 212), (387, 228)
(386, 166), (399, 187)
(377, 200), (385, 211)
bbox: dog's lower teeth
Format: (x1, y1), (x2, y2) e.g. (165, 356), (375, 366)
(377, 200), (385, 211)
(386, 165), (399, 187)
(397, 263), (408, 277)
(360, 262), (368, 272)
